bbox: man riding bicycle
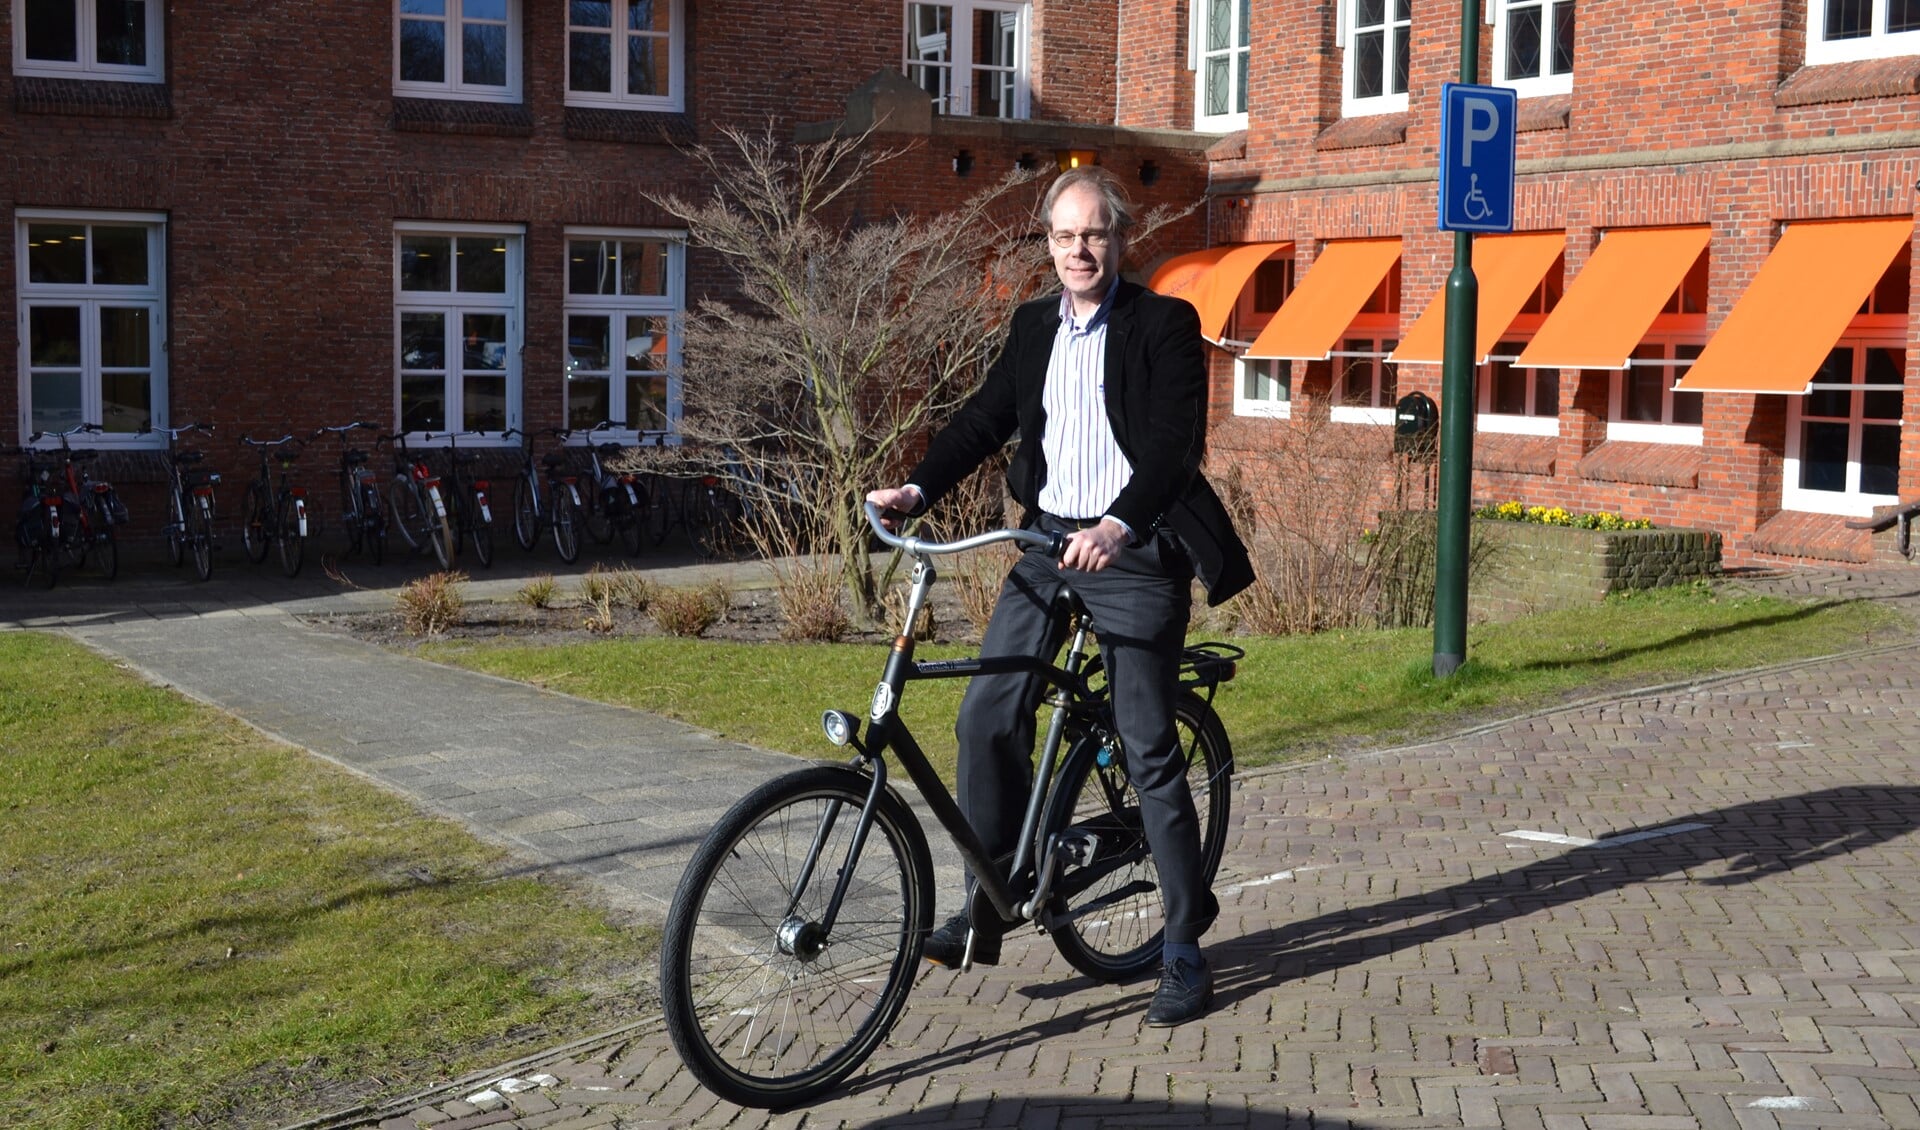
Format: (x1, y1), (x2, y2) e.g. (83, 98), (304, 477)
(868, 167), (1253, 1028)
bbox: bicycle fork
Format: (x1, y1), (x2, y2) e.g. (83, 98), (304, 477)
(775, 753), (895, 964)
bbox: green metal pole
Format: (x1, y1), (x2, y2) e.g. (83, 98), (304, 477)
(1433, 0), (1482, 679)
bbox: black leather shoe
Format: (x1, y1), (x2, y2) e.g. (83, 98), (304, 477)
(922, 912), (1001, 968)
(1144, 956), (1212, 1027)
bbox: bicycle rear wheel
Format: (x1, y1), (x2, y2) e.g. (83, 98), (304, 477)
(511, 473), (538, 552)
(89, 499), (118, 580)
(190, 492), (215, 581)
(241, 483), (271, 564)
(468, 487), (494, 567)
(277, 494), (305, 577)
(551, 487), (581, 564)
(661, 765), (932, 1109)
(388, 479), (425, 554)
(1042, 692), (1233, 983)
(167, 489), (187, 567)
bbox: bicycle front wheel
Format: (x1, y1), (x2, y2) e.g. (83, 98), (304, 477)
(167, 488), (187, 567)
(511, 473), (538, 552)
(468, 487), (494, 567)
(551, 487), (580, 564)
(190, 491), (215, 581)
(277, 494), (305, 577)
(242, 483), (271, 564)
(1042, 692), (1234, 983)
(89, 499), (118, 580)
(661, 765), (933, 1109)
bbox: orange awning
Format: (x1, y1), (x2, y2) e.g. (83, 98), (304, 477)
(1676, 217), (1914, 394)
(1389, 231), (1566, 364)
(1241, 238), (1402, 360)
(1148, 242), (1292, 343)
(1515, 226), (1710, 369)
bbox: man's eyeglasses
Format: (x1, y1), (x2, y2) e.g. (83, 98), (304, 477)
(1049, 229), (1114, 249)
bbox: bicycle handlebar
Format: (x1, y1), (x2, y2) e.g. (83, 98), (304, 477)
(140, 422), (213, 440)
(241, 433), (301, 449)
(863, 502), (1064, 560)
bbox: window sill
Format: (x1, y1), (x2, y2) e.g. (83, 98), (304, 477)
(13, 76), (171, 119)
(1471, 433), (1556, 476)
(563, 106), (696, 145)
(1516, 94), (1571, 132)
(1574, 440), (1701, 489)
(1315, 112), (1408, 152)
(392, 97), (534, 137)
(1775, 55), (1920, 107)
(1205, 130), (1247, 162)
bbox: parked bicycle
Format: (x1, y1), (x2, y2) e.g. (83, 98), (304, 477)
(145, 422), (220, 581)
(385, 432), (454, 570)
(23, 422), (126, 583)
(315, 422), (386, 566)
(659, 503), (1241, 1107)
(422, 431), (495, 567)
(11, 445), (67, 588)
(239, 433), (310, 577)
(502, 426), (583, 564)
(578, 422), (646, 556)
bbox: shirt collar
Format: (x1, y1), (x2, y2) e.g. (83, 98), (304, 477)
(1057, 282), (1118, 334)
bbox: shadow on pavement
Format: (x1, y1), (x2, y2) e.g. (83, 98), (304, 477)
(853, 1095), (1308, 1128)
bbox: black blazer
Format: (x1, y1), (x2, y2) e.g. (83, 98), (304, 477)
(908, 280), (1254, 605)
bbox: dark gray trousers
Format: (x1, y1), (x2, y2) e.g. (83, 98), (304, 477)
(956, 516), (1217, 946)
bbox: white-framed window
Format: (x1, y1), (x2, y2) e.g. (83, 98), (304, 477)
(395, 224), (523, 439)
(1476, 340), (1560, 436)
(1339, 0), (1410, 116)
(564, 230), (684, 438)
(904, 1), (1030, 119)
(1608, 341), (1704, 445)
(1193, 0), (1252, 132)
(1492, 0), (1573, 96)
(1332, 336), (1399, 424)
(566, 0), (684, 110)
(17, 210), (167, 446)
(1806, 0), (1920, 64)
(1236, 359), (1292, 418)
(1231, 257), (1291, 417)
(1784, 338), (1905, 515)
(12, 0), (164, 83)
(396, 0), (520, 102)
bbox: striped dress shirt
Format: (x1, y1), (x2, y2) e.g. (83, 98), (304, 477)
(1038, 287), (1132, 523)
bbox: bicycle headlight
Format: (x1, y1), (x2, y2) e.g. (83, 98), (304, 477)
(821, 709), (858, 747)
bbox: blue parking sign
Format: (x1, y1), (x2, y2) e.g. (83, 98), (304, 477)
(1437, 83), (1517, 233)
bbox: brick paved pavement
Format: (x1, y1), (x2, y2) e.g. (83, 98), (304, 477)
(10, 561), (1920, 1130)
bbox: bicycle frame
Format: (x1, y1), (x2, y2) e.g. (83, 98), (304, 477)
(245, 435), (309, 537)
(428, 430), (493, 532)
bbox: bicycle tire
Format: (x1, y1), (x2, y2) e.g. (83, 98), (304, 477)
(241, 483), (271, 564)
(190, 492), (215, 581)
(167, 488), (186, 567)
(551, 489), (581, 564)
(90, 498), (118, 580)
(1041, 691), (1233, 983)
(277, 494), (305, 577)
(388, 479), (425, 553)
(645, 473), (674, 546)
(661, 765), (933, 1109)
(469, 486), (494, 567)
(688, 487), (736, 561)
(22, 509), (56, 590)
(363, 485), (387, 566)
(617, 495), (643, 557)
(511, 473), (538, 552)
(582, 481), (614, 545)
(339, 474), (363, 557)
(423, 484), (454, 570)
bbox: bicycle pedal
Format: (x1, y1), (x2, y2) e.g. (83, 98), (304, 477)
(1052, 828), (1100, 867)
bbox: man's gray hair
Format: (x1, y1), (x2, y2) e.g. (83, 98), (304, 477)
(1043, 166), (1136, 239)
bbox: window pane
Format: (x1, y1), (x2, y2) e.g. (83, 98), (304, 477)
(1863, 348), (1904, 420)
(1209, 0), (1231, 49)
(399, 19), (447, 83)
(570, 239), (617, 294)
(1824, 0), (1871, 39)
(628, 34), (668, 97)
(1551, 1), (1576, 74)
(456, 237), (508, 293)
(1673, 344), (1704, 425)
(1354, 31), (1384, 99)
(463, 375), (507, 431)
(27, 224), (87, 285)
(1205, 57), (1230, 115)
(621, 241), (669, 295)
(1392, 24), (1410, 94)
(1491, 361), (1528, 414)
(1806, 347), (1852, 417)
(567, 376), (610, 431)
(1237, 0), (1251, 45)
(31, 373), (83, 434)
(462, 313), (507, 371)
(29, 306), (82, 366)
(1236, 50), (1249, 114)
(1861, 424), (1901, 495)
(1533, 368), (1559, 417)
(568, 315), (611, 372)
(400, 311), (446, 370)
(402, 0), (448, 13)
(571, 30), (613, 92)
(625, 315), (670, 369)
(466, 0), (507, 19)
(1800, 421), (1849, 491)
(572, 0), (612, 27)
(463, 23), (507, 86)
(626, 373), (670, 430)
(95, 0), (147, 67)
(400, 237), (452, 291)
(1506, 7), (1542, 80)
(1893, 0), (1920, 33)
(1339, 358), (1371, 406)
(91, 226), (149, 286)
(400, 375), (445, 433)
(633, 0), (670, 31)
(99, 307), (150, 367)
(100, 371), (151, 433)
(1356, 0), (1384, 25)
(24, 0), (78, 63)
(1380, 357), (1398, 405)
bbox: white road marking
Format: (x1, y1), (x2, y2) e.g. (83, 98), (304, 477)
(1502, 822), (1709, 849)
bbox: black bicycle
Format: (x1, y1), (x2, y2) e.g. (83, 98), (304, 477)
(24, 422), (126, 583)
(427, 430), (495, 568)
(385, 432), (454, 570)
(579, 422), (646, 556)
(503, 427), (583, 564)
(316, 422), (386, 566)
(11, 445), (65, 588)
(239, 433), (309, 577)
(146, 422), (220, 581)
(659, 503), (1240, 1107)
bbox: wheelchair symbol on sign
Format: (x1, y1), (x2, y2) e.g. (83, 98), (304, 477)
(1461, 174), (1491, 222)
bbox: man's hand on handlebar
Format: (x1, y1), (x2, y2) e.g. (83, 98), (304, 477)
(864, 486), (924, 531)
(1059, 519), (1128, 574)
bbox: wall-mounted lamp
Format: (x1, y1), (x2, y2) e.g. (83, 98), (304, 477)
(1138, 160), (1160, 186)
(953, 149), (974, 176)
(1016, 152), (1040, 171)
(1056, 148), (1099, 171)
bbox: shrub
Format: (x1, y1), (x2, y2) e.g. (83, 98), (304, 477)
(581, 589), (617, 634)
(607, 567), (655, 610)
(579, 563), (616, 605)
(948, 544), (1016, 642)
(775, 559), (852, 642)
(651, 581), (730, 638)
(515, 573), (557, 609)
(396, 571), (468, 637)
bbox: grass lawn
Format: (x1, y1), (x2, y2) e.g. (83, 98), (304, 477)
(0, 632), (657, 1130)
(422, 581), (1908, 783)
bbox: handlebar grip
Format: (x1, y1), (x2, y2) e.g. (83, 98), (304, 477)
(1044, 531), (1067, 559)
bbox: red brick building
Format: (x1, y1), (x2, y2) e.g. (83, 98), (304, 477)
(6, 1), (1917, 568)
